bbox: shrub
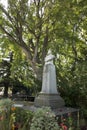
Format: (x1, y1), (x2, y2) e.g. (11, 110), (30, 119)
(30, 107), (59, 130)
(0, 98), (13, 130)
(0, 98), (33, 130)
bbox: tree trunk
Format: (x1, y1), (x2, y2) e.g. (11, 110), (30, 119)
(3, 83), (9, 97)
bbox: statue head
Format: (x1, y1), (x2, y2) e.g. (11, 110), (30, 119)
(45, 50), (55, 64)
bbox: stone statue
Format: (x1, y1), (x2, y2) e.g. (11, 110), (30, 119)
(34, 50), (65, 108)
(41, 50), (58, 94)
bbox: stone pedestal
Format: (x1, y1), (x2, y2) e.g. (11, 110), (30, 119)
(34, 50), (65, 108)
(34, 93), (64, 108)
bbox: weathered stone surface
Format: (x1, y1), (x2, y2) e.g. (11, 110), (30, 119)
(34, 50), (65, 108)
(41, 62), (58, 94)
(34, 93), (65, 108)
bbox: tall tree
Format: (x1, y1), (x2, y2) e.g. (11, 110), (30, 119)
(0, 0), (56, 80)
(0, 0), (87, 81)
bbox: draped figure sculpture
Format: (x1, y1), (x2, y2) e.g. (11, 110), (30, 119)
(34, 50), (65, 108)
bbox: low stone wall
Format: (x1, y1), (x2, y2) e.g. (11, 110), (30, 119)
(11, 94), (35, 102)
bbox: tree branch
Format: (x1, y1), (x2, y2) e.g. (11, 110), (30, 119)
(0, 5), (13, 24)
(0, 25), (17, 43)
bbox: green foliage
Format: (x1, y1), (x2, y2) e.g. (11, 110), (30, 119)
(0, 99), (85, 129)
(30, 107), (59, 130)
(56, 59), (87, 119)
(0, 0), (87, 119)
(12, 107), (33, 130)
(0, 99), (13, 130)
(0, 98), (33, 130)
(0, 98), (13, 111)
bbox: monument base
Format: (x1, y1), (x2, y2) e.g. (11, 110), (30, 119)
(34, 93), (65, 109)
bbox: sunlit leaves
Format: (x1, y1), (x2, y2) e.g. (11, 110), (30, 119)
(0, 0), (87, 87)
